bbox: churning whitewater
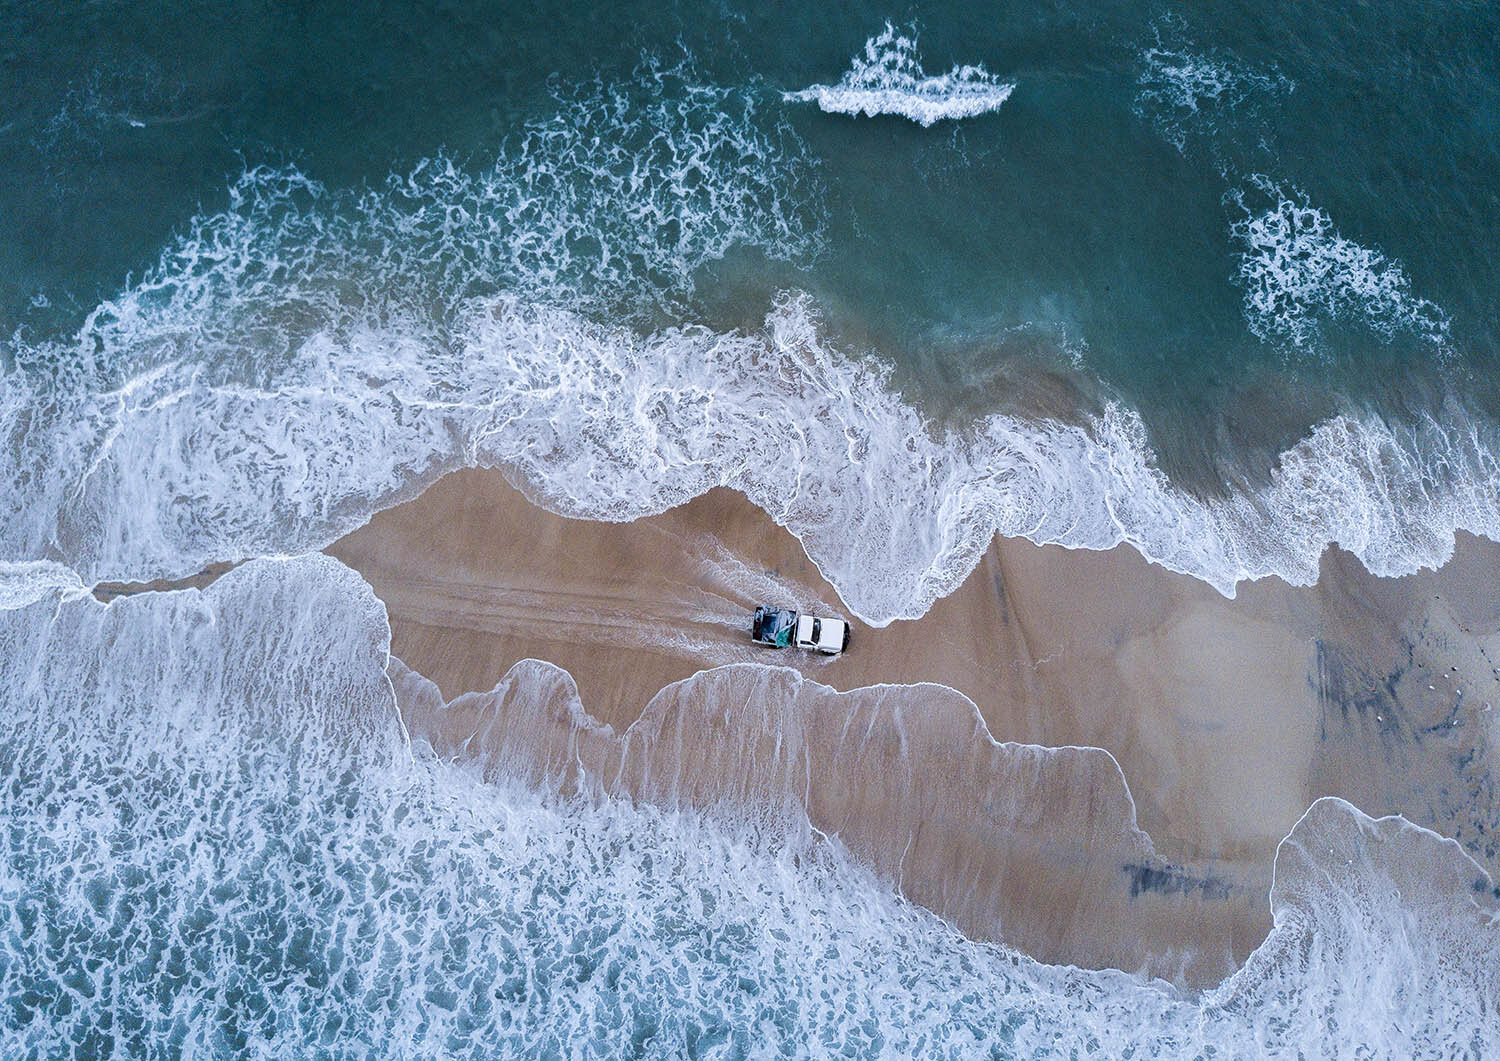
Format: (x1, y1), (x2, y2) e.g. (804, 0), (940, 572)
(1, 557), (1496, 1057)
(2, 151), (1497, 624)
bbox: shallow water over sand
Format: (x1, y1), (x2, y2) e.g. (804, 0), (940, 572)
(4, 555), (1498, 1056)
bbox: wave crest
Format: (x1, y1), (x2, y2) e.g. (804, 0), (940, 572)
(14, 63), (822, 393)
(1, 81), (1494, 624)
(6, 283), (1500, 623)
(784, 23), (1014, 127)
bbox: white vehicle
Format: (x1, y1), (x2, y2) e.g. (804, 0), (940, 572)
(795, 613), (850, 654)
(751, 605), (851, 655)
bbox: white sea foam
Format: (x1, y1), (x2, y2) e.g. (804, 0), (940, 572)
(4, 48), (1495, 1061)
(1136, 26), (1449, 359)
(1205, 797), (1500, 1055)
(0, 560), (87, 610)
(1135, 17), (1293, 155)
(0, 71), (1494, 627)
(12, 62), (820, 393)
(784, 23), (1014, 127)
(1230, 175), (1452, 354)
(5, 277), (1497, 626)
(1, 559), (1495, 1056)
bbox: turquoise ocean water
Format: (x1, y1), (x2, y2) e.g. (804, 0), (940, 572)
(3, 1), (1499, 1055)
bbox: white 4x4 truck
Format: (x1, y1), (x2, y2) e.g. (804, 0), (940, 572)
(750, 605), (851, 655)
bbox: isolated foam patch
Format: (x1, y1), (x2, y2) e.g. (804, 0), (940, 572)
(1230, 175), (1451, 354)
(1134, 15), (1293, 156)
(784, 23), (1014, 127)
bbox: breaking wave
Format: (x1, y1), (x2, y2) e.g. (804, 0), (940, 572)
(1, 557), (1495, 1056)
(0, 67), (1494, 627)
(9, 60), (822, 393)
(783, 23), (1014, 127)
(4, 276), (1498, 625)
(1230, 175), (1453, 354)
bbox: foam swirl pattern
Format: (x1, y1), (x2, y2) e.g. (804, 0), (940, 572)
(0, 64), (1494, 628)
(1230, 176), (1452, 354)
(5, 275), (1499, 626)
(1134, 15), (1294, 157)
(1, 558), (1495, 1056)
(4, 14), (1499, 1058)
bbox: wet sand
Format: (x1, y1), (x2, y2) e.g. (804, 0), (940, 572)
(329, 467), (1500, 988)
